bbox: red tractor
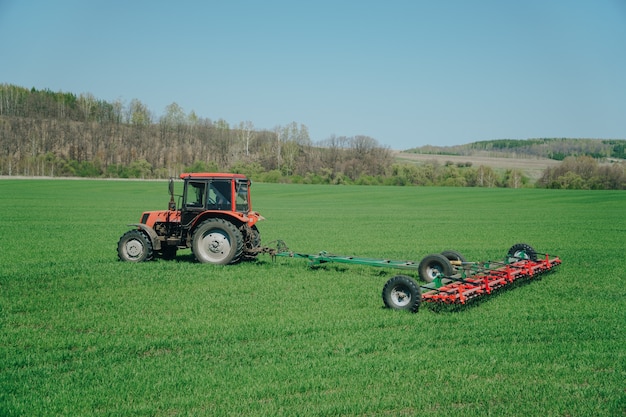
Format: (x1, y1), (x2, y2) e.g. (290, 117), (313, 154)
(117, 173), (263, 265)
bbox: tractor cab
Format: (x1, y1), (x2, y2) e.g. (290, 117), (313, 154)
(179, 172), (253, 226)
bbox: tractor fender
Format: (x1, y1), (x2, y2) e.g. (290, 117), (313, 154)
(128, 223), (162, 251)
(189, 212), (246, 230)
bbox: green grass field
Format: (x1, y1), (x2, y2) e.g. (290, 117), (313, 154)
(1, 179), (624, 416)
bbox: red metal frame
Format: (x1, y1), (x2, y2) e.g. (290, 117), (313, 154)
(421, 254), (561, 304)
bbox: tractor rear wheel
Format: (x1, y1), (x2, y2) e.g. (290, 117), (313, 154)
(507, 243), (537, 262)
(418, 253), (453, 282)
(192, 219), (243, 265)
(382, 275), (421, 312)
(242, 225), (261, 261)
(118, 230), (153, 262)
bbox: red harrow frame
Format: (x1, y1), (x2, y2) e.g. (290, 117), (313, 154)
(388, 244), (561, 312)
(264, 242), (561, 313)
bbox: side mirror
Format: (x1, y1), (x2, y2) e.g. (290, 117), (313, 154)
(168, 178), (176, 211)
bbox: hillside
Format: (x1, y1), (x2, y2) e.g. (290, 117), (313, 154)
(394, 151), (562, 181)
(404, 138), (626, 160)
(397, 139), (625, 188)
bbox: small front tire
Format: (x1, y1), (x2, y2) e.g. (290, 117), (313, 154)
(382, 275), (421, 312)
(118, 230), (153, 262)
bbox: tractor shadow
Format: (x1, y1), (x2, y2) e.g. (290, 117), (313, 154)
(155, 253), (267, 264)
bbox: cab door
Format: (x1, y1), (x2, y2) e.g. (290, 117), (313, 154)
(181, 180), (207, 226)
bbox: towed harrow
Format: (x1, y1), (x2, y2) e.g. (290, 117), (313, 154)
(263, 242), (561, 312)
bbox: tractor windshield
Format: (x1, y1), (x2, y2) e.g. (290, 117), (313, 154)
(235, 181), (249, 212)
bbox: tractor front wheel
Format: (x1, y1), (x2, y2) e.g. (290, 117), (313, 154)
(118, 230), (153, 262)
(192, 219), (243, 265)
(382, 275), (421, 312)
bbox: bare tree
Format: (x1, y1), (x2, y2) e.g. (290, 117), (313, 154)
(237, 121), (255, 157)
(213, 119), (231, 168)
(272, 125), (284, 169)
(77, 93), (96, 121)
(476, 165), (499, 187)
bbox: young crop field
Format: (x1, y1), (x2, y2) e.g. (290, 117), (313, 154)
(1, 179), (624, 416)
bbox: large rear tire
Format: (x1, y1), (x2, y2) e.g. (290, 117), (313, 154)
(418, 253), (453, 282)
(382, 275), (421, 312)
(118, 230), (153, 262)
(242, 225), (261, 261)
(192, 219), (243, 265)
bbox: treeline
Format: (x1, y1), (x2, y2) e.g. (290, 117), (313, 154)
(0, 84), (391, 182)
(408, 138), (626, 160)
(387, 160), (527, 188)
(1, 84), (624, 189)
(538, 155), (625, 190)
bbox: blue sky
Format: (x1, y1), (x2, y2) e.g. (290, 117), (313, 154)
(1, 1), (625, 149)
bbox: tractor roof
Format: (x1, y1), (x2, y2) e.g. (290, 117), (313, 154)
(179, 172), (248, 180)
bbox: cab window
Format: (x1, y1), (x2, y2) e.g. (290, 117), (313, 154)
(209, 180), (231, 210)
(186, 181), (206, 208)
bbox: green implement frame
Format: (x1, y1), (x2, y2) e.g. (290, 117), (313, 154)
(272, 249), (457, 292)
(275, 250), (422, 271)
(263, 240), (459, 283)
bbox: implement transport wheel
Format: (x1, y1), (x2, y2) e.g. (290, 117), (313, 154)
(507, 243), (537, 263)
(192, 219), (243, 265)
(418, 253), (453, 283)
(441, 250), (466, 265)
(382, 275), (421, 312)
(118, 230), (153, 262)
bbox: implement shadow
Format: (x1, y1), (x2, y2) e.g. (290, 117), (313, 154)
(421, 272), (554, 313)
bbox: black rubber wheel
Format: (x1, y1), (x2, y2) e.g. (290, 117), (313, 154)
(507, 243), (537, 262)
(192, 219), (243, 265)
(117, 230), (153, 262)
(382, 275), (421, 312)
(441, 250), (466, 264)
(418, 253), (453, 282)
(242, 225), (261, 261)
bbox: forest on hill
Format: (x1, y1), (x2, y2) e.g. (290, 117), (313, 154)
(407, 138), (626, 161)
(1, 84), (624, 189)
